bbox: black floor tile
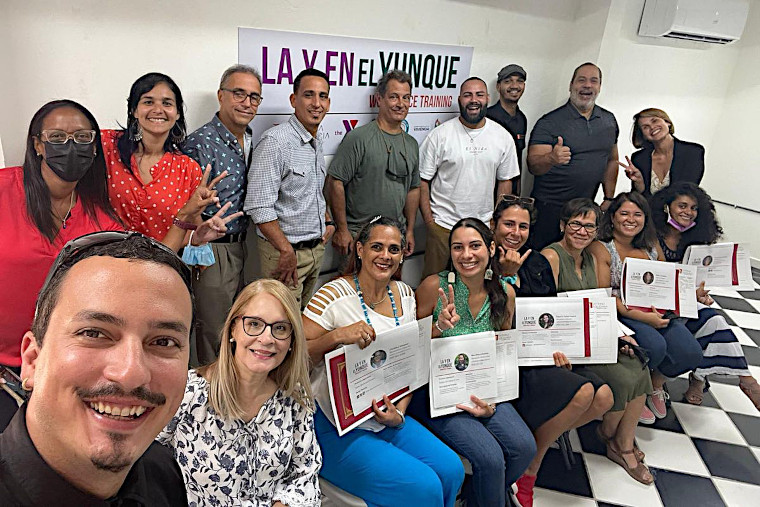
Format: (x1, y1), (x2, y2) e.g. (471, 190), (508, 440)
(713, 295), (760, 314)
(693, 438), (760, 485)
(714, 309), (737, 326)
(596, 503), (627, 507)
(535, 447), (592, 497)
(652, 468), (725, 507)
(743, 328), (760, 348)
(739, 289), (760, 300)
(742, 344), (760, 366)
(728, 412), (760, 447)
(667, 377), (721, 410)
(575, 421), (606, 455)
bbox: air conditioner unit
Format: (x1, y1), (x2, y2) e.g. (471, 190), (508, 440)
(638, 0), (750, 44)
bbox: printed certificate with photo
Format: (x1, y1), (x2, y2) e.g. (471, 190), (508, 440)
(557, 291), (622, 364)
(683, 242), (753, 291)
(515, 297), (591, 364)
(622, 258), (698, 318)
(429, 331), (499, 418)
(559, 287), (633, 337)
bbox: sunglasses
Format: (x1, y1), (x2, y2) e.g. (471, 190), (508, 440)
(496, 194), (535, 209)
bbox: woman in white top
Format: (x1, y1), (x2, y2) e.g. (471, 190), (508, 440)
(304, 216), (464, 507)
(158, 279), (321, 506)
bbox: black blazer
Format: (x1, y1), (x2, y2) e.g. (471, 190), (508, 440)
(631, 137), (705, 197)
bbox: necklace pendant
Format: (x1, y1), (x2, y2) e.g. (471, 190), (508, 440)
(62, 221), (67, 230)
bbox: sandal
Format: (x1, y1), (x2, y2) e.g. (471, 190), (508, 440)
(596, 425), (645, 462)
(684, 372), (705, 406)
(739, 377), (760, 411)
(605, 441), (654, 485)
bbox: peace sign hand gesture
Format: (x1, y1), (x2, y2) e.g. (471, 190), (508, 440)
(178, 164), (228, 222)
(192, 202), (245, 245)
(618, 156), (644, 192)
(436, 284), (460, 334)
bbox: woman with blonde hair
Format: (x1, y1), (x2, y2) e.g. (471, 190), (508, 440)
(158, 279), (321, 506)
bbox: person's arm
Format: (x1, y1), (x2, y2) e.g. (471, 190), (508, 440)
(601, 143), (619, 211)
(496, 179), (512, 198)
(403, 187), (420, 256)
(419, 180), (434, 225)
(501, 283), (516, 330)
(327, 176), (352, 255)
(418, 131), (440, 225)
(540, 247), (561, 288)
(527, 138), (571, 175)
(271, 404), (322, 507)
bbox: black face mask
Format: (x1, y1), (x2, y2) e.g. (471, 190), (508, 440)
(42, 140), (96, 182)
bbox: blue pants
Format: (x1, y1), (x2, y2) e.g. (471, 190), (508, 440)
(619, 317), (703, 377)
(315, 407), (464, 507)
(407, 391), (536, 507)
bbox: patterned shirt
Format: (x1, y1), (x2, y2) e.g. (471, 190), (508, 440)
(157, 370), (321, 507)
(183, 114), (251, 235)
(244, 115), (327, 243)
(102, 129), (203, 240)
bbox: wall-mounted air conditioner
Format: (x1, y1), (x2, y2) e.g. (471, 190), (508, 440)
(638, 0), (750, 44)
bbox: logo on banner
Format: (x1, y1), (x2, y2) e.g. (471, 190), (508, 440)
(342, 119), (359, 132)
(434, 119), (442, 128)
(401, 120), (409, 133)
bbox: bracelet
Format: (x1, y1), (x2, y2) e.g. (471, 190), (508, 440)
(173, 217), (198, 231)
(394, 408), (406, 429)
(501, 275), (518, 285)
(325, 220), (335, 227)
(489, 403), (497, 416)
(434, 320), (444, 334)
(603, 196), (614, 202)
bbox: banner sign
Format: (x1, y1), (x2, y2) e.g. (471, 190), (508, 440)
(238, 28), (474, 155)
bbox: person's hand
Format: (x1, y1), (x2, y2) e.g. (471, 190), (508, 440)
(372, 395), (404, 427)
(549, 136), (572, 166)
(337, 321), (376, 349)
(498, 247), (531, 276)
(600, 199), (612, 212)
(404, 229), (415, 257)
(618, 156), (644, 192)
(696, 281), (714, 306)
(619, 335), (638, 358)
(322, 223), (336, 245)
(192, 202), (244, 245)
(641, 306), (669, 329)
(331, 227), (353, 255)
(436, 284), (460, 331)
(553, 351), (572, 370)
(456, 395), (496, 418)
(272, 246), (298, 288)
(177, 165), (227, 221)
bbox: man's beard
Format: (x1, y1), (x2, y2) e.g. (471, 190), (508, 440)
(91, 432), (131, 473)
(459, 102), (487, 125)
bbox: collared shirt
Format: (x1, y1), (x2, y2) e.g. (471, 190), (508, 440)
(528, 100), (618, 204)
(487, 102), (528, 170)
(183, 113), (252, 235)
(0, 403), (188, 506)
(244, 115), (327, 243)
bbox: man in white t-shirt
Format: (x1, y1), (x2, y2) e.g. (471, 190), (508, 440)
(419, 77), (519, 278)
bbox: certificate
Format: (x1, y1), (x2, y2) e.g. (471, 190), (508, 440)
(683, 243), (754, 291)
(515, 297), (591, 364)
(559, 288), (634, 338)
(429, 331), (498, 417)
(622, 258), (698, 318)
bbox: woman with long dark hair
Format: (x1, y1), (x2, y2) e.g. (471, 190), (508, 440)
(409, 217), (537, 507)
(0, 100), (122, 369)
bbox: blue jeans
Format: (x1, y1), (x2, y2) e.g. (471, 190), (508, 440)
(315, 407), (464, 507)
(619, 317), (703, 377)
(407, 390), (536, 507)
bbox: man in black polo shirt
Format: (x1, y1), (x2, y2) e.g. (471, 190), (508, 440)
(487, 64), (528, 194)
(0, 233), (190, 506)
(527, 62), (619, 249)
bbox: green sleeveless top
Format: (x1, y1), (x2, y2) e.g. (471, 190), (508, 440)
(545, 242), (597, 292)
(432, 271), (507, 337)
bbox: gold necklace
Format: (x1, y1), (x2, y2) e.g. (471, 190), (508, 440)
(51, 192), (75, 230)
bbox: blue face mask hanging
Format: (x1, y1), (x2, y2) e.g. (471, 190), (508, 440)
(181, 232), (215, 266)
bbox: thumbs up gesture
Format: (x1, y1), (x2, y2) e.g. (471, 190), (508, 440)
(550, 136), (572, 166)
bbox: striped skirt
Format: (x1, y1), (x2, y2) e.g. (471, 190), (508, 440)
(684, 307), (751, 380)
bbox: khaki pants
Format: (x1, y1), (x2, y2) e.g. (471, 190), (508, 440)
(422, 221), (451, 279)
(257, 238), (326, 309)
(190, 241), (246, 368)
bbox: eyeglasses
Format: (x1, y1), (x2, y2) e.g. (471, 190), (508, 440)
(221, 88), (263, 106)
(38, 231), (192, 308)
(496, 194), (535, 209)
(239, 316), (293, 340)
(40, 129), (96, 145)
(566, 220), (598, 233)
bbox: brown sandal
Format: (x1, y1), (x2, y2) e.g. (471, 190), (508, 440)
(739, 377), (760, 411)
(596, 425), (645, 462)
(606, 441), (654, 485)
(684, 372), (705, 405)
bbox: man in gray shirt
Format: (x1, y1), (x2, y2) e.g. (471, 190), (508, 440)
(245, 68), (335, 308)
(328, 69), (420, 266)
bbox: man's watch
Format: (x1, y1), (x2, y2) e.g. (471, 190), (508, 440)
(603, 196), (615, 202)
(325, 220), (336, 227)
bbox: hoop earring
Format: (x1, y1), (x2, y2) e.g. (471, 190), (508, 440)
(170, 123), (185, 144)
(21, 378), (32, 391)
(129, 120), (143, 142)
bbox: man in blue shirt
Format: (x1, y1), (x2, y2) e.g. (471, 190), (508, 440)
(184, 64), (261, 366)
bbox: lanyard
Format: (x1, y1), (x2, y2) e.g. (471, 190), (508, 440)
(353, 275), (400, 328)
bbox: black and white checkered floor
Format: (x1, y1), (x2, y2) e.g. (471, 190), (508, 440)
(532, 273), (760, 507)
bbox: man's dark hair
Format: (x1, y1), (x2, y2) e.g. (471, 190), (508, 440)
(32, 235), (195, 344)
(461, 76), (487, 90)
(293, 68), (330, 94)
(376, 69), (413, 97)
(571, 62), (602, 84)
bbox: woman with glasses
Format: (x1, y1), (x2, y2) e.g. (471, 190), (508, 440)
(103, 72), (228, 251)
(490, 196), (612, 505)
(543, 198), (654, 485)
(303, 216), (464, 507)
(0, 100), (122, 371)
(157, 278), (321, 506)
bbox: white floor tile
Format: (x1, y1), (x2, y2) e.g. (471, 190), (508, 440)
(532, 488), (597, 506)
(751, 446), (760, 464)
(724, 310), (760, 330)
(712, 477), (760, 507)
(709, 382), (760, 418)
(635, 427), (710, 476)
(731, 326), (758, 347)
(708, 288), (743, 298)
(671, 403), (747, 445)
(749, 365), (760, 380)
(583, 453), (662, 507)
(748, 299), (760, 313)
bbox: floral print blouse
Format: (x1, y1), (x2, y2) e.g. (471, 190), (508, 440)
(157, 370), (322, 506)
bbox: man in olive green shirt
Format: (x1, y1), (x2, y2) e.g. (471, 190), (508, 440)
(328, 69), (420, 267)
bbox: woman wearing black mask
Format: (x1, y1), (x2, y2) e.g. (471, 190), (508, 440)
(0, 100), (123, 371)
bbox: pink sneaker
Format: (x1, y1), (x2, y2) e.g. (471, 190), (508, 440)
(647, 389), (669, 419)
(639, 405), (656, 424)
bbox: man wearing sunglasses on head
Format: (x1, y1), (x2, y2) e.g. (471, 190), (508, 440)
(327, 69), (421, 269)
(183, 64), (262, 367)
(0, 232), (191, 505)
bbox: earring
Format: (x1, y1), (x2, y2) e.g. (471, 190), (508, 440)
(400, 258), (404, 264)
(170, 123), (185, 144)
(21, 378), (32, 391)
(229, 338), (235, 343)
(358, 255), (362, 260)
(129, 120), (143, 142)
(484, 268), (493, 280)
(288, 347), (292, 352)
